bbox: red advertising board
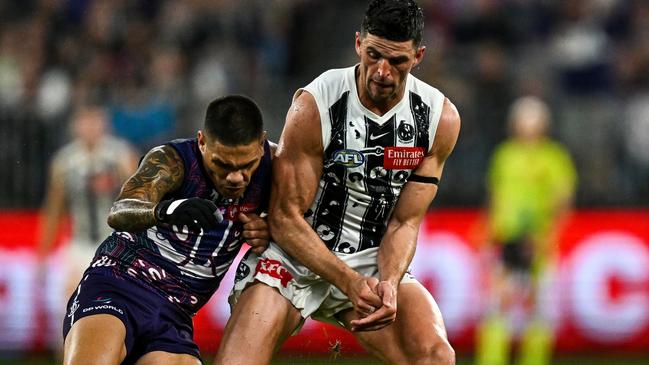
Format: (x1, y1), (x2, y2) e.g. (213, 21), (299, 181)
(1, 209), (648, 355)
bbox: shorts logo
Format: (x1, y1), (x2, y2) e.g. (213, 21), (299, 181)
(235, 262), (251, 282)
(67, 298), (79, 318)
(82, 304), (124, 315)
(332, 149), (365, 168)
(384, 147), (425, 169)
(255, 259), (293, 287)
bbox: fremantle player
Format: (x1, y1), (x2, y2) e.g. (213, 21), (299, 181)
(63, 95), (273, 365)
(216, 1), (461, 364)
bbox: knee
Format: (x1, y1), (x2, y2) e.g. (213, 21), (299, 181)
(408, 339), (455, 365)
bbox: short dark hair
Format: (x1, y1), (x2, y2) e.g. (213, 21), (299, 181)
(204, 95), (263, 145)
(361, 0), (424, 47)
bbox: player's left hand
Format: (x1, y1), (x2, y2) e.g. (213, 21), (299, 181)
(350, 280), (397, 332)
(239, 213), (270, 254)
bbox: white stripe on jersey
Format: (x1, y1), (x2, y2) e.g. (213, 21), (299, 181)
(299, 65), (445, 254)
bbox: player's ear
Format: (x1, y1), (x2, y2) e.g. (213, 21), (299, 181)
(414, 46), (426, 66)
(355, 32), (362, 57)
(197, 130), (207, 153)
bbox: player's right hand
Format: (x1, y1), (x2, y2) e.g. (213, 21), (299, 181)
(155, 198), (223, 232)
(346, 276), (383, 323)
(350, 280), (397, 332)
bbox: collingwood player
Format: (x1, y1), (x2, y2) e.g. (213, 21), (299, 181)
(216, 1), (461, 364)
(63, 95), (273, 365)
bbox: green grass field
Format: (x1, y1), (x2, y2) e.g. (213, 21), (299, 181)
(2, 354), (647, 365)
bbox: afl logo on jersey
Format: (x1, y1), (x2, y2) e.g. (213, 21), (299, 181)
(397, 120), (415, 142)
(332, 149), (365, 168)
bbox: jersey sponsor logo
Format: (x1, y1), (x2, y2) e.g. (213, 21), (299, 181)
(332, 149), (365, 168)
(223, 203), (258, 221)
(384, 147), (425, 169)
(255, 258), (293, 287)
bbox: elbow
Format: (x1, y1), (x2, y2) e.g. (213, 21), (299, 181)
(106, 208), (120, 231)
(107, 203), (129, 231)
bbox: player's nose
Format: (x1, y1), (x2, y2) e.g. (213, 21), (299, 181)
(226, 170), (244, 184)
(376, 59), (391, 78)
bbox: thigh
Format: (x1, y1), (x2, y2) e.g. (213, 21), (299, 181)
(63, 314), (127, 365)
(135, 351), (201, 365)
(339, 282), (454, 364)
(214, 282), (303, 365)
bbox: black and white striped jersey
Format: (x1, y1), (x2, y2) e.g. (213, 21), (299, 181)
(297, 65), (445, 254)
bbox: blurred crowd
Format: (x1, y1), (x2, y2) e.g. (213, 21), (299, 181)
(0, 0), (647, 208)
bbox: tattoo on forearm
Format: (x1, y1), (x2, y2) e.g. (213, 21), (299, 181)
(108, 146), (183, 231)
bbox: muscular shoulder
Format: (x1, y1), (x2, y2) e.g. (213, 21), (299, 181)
(116, 144), (184, 201)
(137, 144), (185, 188)
(142, 144), (183, 167)
(282, 91), (323, 156)
(430, 98), (461, 160)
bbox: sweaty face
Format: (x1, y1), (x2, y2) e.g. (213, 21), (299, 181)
(355, 33), (424, 111)
(198, 132), (264, 199)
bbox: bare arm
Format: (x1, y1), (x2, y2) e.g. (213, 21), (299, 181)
(269, 92), (381, 312)
(37, 160), (67, 260)
(378, 98), (461, 286)
(351, 98), (461, 330)
(107, 145), (183, 232)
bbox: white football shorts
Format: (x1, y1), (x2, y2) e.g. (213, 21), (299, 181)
(229, 242), (417, 327)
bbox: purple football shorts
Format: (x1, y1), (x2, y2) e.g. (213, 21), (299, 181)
(63, 271), (200, 364)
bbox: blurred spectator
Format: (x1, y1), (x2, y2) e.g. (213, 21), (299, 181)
(0, 0), (646, 208)
(109, 77), (178, 151)
(550, 0), (617, 203)
(621, 93), (649, 201)
(38, 105), (137, 301)
(476, 96), (577, 365)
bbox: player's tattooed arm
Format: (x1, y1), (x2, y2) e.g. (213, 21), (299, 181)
(107, 145), (184, 232)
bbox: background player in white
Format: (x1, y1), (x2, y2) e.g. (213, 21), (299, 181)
(38, 104), (138, 299)
(216, 1), (461, 364)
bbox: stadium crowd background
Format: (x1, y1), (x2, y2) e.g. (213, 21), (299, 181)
(1, 0), (648, 209)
